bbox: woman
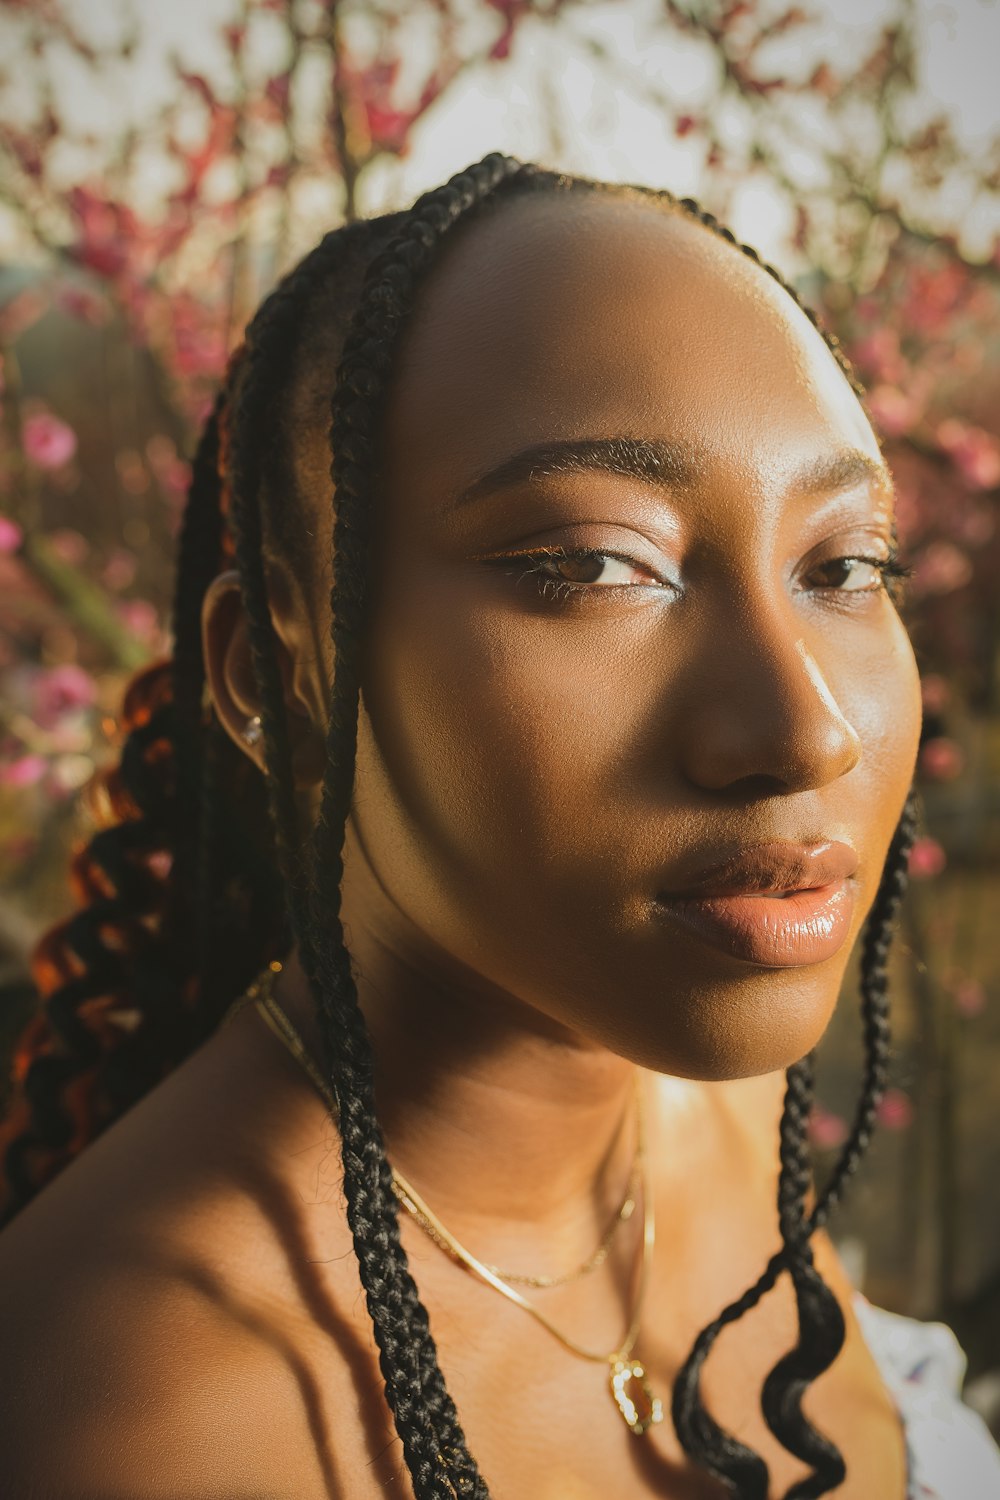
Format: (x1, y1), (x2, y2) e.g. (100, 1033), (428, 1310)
(0, 154), (996, 1499)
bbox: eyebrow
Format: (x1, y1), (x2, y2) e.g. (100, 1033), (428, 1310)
(452, 436), (895, 510)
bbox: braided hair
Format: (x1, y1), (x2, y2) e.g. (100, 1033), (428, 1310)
(0, 155), (921, 1499)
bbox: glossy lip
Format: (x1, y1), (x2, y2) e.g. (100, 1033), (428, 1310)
(654, 840), (860, 967)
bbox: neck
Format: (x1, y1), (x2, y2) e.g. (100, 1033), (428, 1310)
(274, 823), (714, 1276)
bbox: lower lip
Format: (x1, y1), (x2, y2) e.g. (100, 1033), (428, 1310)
(656, 880), (856, 967)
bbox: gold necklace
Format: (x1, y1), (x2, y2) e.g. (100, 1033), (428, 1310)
(242, 961), (664, 1436)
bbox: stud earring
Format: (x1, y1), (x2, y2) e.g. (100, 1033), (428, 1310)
(241, 715), (263, 748)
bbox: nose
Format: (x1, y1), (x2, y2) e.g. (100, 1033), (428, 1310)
(675, 598), (862, 796)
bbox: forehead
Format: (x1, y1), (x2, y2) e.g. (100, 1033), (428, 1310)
(380, 192), (878, 505)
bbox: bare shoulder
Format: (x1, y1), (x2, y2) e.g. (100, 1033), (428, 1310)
(0, 1004), (373, 1500)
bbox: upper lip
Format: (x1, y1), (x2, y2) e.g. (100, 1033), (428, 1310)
(660, 840), (859, 899)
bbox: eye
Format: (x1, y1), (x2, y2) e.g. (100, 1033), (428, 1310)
(807, 553), (912, 598)
(492, 547), (669, 599)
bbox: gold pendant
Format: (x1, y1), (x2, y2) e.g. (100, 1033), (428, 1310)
(609, 1357), (663, 1435)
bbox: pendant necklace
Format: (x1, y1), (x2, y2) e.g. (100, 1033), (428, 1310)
(239, 961), (664, 1436)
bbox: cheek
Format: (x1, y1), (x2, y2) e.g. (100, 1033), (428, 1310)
(358, 575), (645, 898)
(842, 608), (922, 833)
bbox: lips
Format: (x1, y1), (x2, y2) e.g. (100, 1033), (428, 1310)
(655, 841), (859, 968)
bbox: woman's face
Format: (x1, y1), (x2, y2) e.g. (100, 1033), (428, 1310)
(344, 191), (921, 1081)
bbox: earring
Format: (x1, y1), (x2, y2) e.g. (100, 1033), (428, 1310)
(241, 714), (263, 748)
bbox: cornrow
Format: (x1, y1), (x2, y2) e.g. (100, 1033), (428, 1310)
(0, 155), (924, 1500)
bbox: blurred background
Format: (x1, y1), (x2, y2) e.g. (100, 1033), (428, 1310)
(0, 0), (998, 1423)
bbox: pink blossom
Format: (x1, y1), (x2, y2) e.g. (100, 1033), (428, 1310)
(911, 541), (973, 597)
(936, 419), (1000, 491)
(0, 287), (48, 342)
(952, 978), (986, 1019)
(901, 260), (969, 337)
(147, 434), (192, 497)
(47, 528), (88, 566)
(0, 753), (47, 787)
(877, 1088), (914, 1131)
(57, 286), (110, 326)
(115, 448), (149, 496)
(918, 737), (964, 781)
(908, 836), (946, 880)
(32, 664), (97, 727)
(0, 516), (22, 554)
(808, 1106), (848, 1150)
(265, 74), (290, 111)
(116, 598), (161, 644)
(852, 328), (905, 384)
(66, 185), (136, 280)
(954, 509), (995, 547)
(22, 411), (78, 469)
(920, 674), (951, 714)
(867, 384), (917, 438)
(101, 549), (137, 591)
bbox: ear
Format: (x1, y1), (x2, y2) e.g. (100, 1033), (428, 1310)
(201, 569), (328, 790)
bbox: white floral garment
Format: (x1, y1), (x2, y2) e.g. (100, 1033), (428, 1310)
(853, 1292), (1000, 1499)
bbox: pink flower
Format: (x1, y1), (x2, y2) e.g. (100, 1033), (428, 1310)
(0, 517), (22, 554)
(808, 1106), (848, 1150)
(32, 664), (97, 728)
(47, 529), (88, 566)
(265, 74), (290, 111)
(918, 737), (964, 781)
(116, 598), (161, 644)
(908, 836), (946, 879)
(852, 328), (905, 384)
(22, 411), (78, 470)
(920, 674), (951, 714)
(146, 434), (192, 497)
(936, 419), (1000, 491)
(867, 384), (917, 438)
(911, 541), (973, 597)
(877, 1088), (914, 1131)
(57, 286), (110, 326)
(0, 753), (47, 787)
(101, 549), (137, 591)
(952, 978), (986, 1019)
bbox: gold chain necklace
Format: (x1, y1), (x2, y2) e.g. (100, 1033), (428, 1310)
(241, 961), (663, 1435)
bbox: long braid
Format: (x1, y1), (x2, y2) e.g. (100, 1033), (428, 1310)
(298, 155), (531, 1498)
(670, 789), (920, 1494)
(760, 1053), (848, 1495)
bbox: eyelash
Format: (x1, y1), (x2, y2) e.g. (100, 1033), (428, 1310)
(492, 547), (914, 604)
(491, 549), (668, 600)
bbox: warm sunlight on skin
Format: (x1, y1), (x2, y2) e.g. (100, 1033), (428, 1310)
(310, 194), (923, 1095)
(0, 182), (926, 1500)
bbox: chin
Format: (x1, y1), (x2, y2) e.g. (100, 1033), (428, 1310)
(580, 960), (844, 1083)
